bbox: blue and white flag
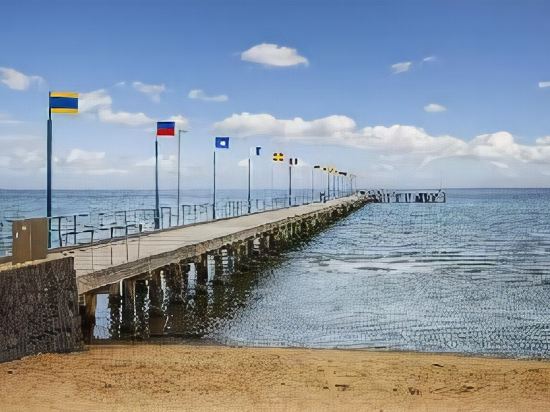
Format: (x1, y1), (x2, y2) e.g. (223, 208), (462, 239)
(215, 136), (230, 149)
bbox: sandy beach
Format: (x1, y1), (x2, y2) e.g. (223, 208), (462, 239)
(0, 344), (549, 411)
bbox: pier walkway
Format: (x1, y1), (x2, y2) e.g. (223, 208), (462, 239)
(1, 195), (367, 295)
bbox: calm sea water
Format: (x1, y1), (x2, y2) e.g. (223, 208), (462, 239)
(208, 189), (550, 358)
(3, 188), (550, 357)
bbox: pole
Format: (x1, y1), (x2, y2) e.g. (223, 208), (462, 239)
(288, 164), (292, 206)
(154, 136), (160, 229)
(46, 93), (52, 247)
(311, 168), (314, 203)
(327, 172), (330, 200)
(247, 156), (251, 213)
(213, 150), (216, 219)
(177, 130), (182, 225)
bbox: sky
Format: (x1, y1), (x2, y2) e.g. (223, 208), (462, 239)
(1, 0), (550, 190)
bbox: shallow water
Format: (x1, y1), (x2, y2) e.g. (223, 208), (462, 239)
(88, 189), (550, 358)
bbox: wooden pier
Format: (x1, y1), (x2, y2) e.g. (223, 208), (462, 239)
(0, 195), (368, 293)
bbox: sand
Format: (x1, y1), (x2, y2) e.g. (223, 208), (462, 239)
(0, 344), (549, 411)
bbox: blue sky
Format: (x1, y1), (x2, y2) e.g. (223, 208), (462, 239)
(1, 0), (550, 190)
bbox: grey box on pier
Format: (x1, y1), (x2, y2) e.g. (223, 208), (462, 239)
(12, 218), (48, 264)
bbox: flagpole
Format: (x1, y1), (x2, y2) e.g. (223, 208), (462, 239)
(288, 162), (292, 207)
(177, 130), (181, 225)
(177, 129), (187, 226)
(327, 171), (330, 200)
(154, 136), (160, 229)
(46, 92), (52, 247)
(213, 150), (216, 219)
(311, 167), (314, 203)
(247, 155), (251, 214)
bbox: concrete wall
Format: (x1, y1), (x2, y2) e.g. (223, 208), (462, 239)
(0, 257), (82, 363)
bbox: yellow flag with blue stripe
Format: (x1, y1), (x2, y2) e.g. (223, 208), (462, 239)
(49, 92), (78, 114)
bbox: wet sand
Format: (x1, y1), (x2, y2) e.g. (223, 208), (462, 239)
(1, 344), (549, 411)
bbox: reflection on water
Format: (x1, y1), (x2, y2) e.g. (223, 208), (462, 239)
(92, 246), (285, 341)
(93, 189), (550, 358)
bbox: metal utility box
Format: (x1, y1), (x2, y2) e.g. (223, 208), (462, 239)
(12, 218), (48, 264)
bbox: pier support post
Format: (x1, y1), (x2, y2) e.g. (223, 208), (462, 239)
(165, 263), (184, 303)
(195, 254), (208, 289)
(81, 293), (97, 344)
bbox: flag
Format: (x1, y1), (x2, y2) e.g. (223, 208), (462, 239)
(255, 146), (262, 156)
(314, 165), (321, 169)
(272, 152), (284, 162)
(157, 121), (175, 137)
(289, 158), (298, 165)
(49, 92), (78, 114)
(215, 136), (230, 149)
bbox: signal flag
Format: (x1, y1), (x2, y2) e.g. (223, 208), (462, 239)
(273, 152), (284, 162)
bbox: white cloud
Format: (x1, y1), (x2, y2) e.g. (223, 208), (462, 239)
(539, 81), (550, 88)
(80, 88), (188, 128)
(214, 112), (356, 139)
(136, 154), (177, 173)
(241, 43), (309, 67)
(132, 81), (166, 102)
(536, 136), (550, 145)
(391, 62), (412, 74)
(97, 108), (154, 126)
(188, 89), (228, 102)
(167, 114), (190, 129)
(213, 112), (550, 167)
(79, 89), (112, 113)
(66, 148), (105, 164)
(0, 67), (44, 90)
(424, 103), (447, 113)
(423, 56), (437, 62)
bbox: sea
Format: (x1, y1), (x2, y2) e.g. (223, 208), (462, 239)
(1, 188), (550, 358)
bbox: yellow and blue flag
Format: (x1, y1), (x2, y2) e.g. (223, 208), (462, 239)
(49, 92), (78, 114)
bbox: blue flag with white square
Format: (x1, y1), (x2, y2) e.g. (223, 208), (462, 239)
(215, 136), (230, 149)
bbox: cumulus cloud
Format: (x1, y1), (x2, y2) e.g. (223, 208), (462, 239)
(213, 112), (550, 167)
(136, 154), (178, 173)
(80, 89), (153, 126)
(539, 81), (550, 88)
(79, 89), (112, 113)
(424, 103), (447, 113)
(132, 81), (166, 102)
(66, 148), (105, 164)
(79, 88), (188, 128)
(0, 67), (44, 90)
(167, 114), (190, 129)
(97, 108), (153, 126)
(391, 62), (412, 74)
(188, 89), (228, 102)
(536, 136), (550, 145)
(241, 43), (309, 67)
